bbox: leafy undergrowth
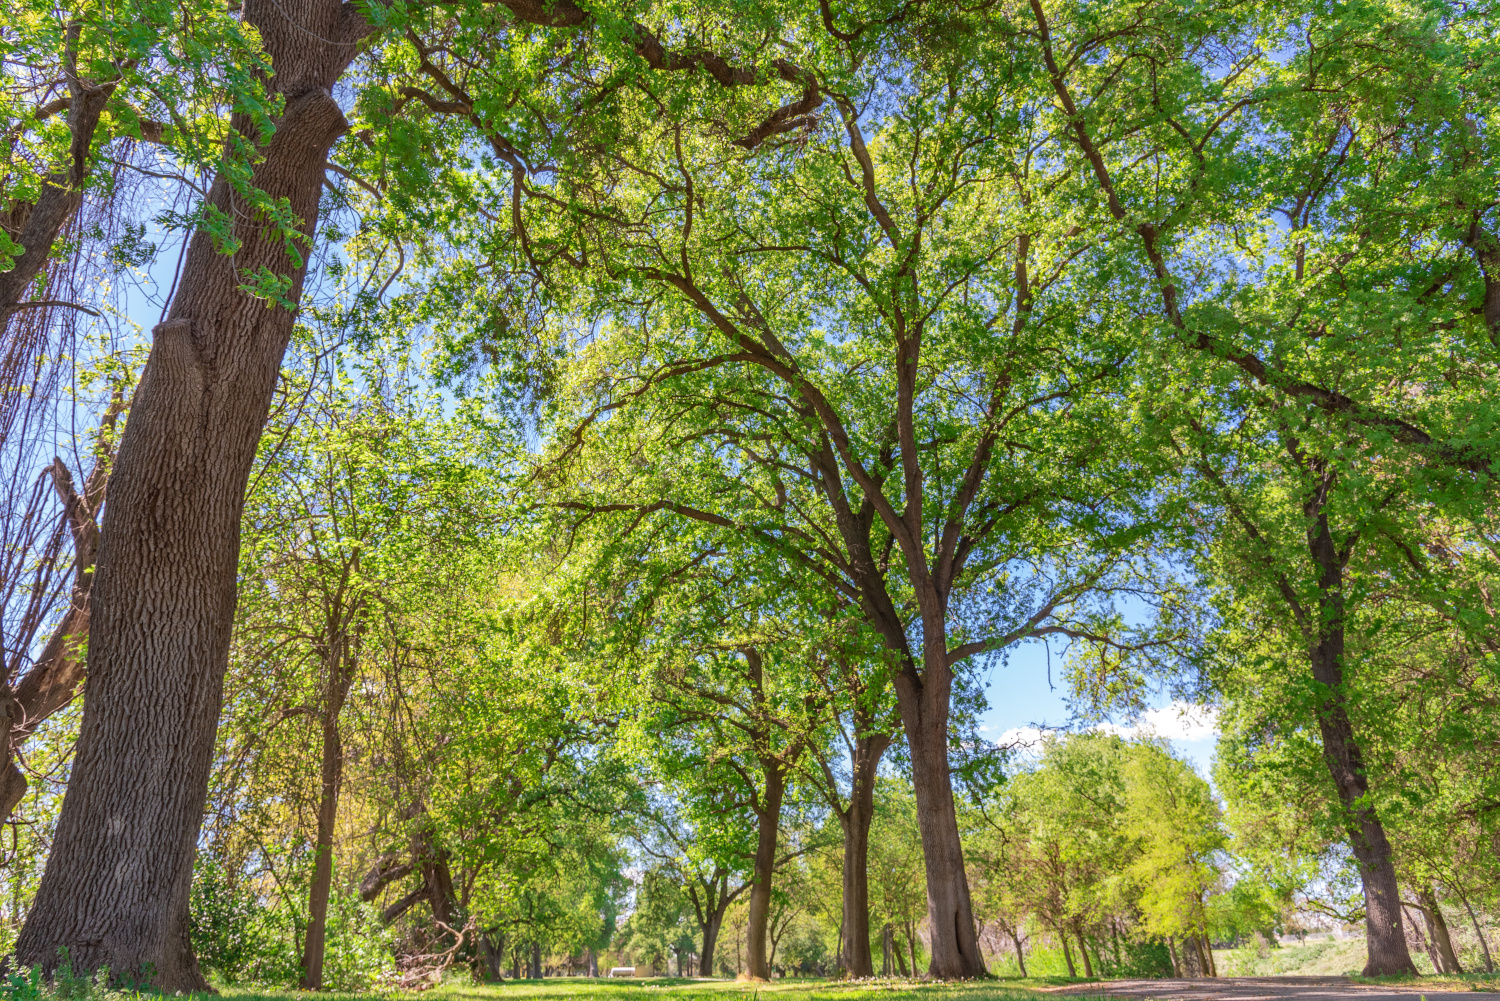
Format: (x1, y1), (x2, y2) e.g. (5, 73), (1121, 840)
(1214, 939), (1370, 977)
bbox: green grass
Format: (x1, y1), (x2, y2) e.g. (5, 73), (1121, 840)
(1213, 938), (1370, 977)
(216, 976), (1061, 1001)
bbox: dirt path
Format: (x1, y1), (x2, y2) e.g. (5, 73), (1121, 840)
(1047, 977), (1495, 1001)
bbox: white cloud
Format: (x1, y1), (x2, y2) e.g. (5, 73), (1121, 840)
(1095, 701), (1219, 743)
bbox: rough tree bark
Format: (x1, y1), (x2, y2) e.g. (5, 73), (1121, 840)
(891, 645), (987, 978)
(300, 630), (358, 989)
(13, 0), (372, 987)
(14, 3), (824, 984)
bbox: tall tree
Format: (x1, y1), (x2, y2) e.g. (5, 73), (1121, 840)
(15, 0), (830, 982)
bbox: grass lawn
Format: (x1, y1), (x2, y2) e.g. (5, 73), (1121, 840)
(216, 975), (1092, 1001)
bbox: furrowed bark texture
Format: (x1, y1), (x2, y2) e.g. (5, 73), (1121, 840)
(893, 650), (986, 979)
(14, 0), (369, 987)
(1304, 510), (1417, 978)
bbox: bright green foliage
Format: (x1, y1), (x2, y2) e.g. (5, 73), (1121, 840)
(970, 734), (1247, 977)
(0, 0), (271, 269)
(1122, 743), (1226, 943)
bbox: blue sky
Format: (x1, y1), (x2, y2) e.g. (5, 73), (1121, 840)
(976, 636), (1219, 779)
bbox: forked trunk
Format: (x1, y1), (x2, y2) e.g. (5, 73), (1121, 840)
(744, 763), (784, 981)
(14, 2), (370, 986)
(1010, 927), (1027, 977)
(893, 645), (986, 979)
(1059, 926), (1076, 977)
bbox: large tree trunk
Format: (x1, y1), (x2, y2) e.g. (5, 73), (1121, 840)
(300, 648), (356, 989)
(892, 643), (986, 979)
(13, 2), (370, 988)
(839, 729), (887, 978)
(1304, 509), (1416, 978)
(744, 762), (784, 982)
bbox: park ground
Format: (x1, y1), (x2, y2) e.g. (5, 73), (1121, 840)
(207, 952), (1500, 1001)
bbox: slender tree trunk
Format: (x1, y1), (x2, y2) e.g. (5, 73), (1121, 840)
(1406, 903), (1443, 973)
(839, 730), (888, 978)
(530, 940), (541, 979)
(300, 646), (356, 989)
(1075, 923), (1093, 977)
(1059, 926), (1076, 977)
(1299, 504), (1416, 978)
(1010, 927), (1027, 977)
(881, 923), (893, 976)
(1415, 887), (1461, 973)
(1201, 931), (1217, 977)
(13, 1), (370, 988)
(891, 641), (985, 978)
(744, 763), (784, 981)
(905, 920), (917, 978)
(1167, 936), (1181, 978)
(1457, 891), (1495, 973)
